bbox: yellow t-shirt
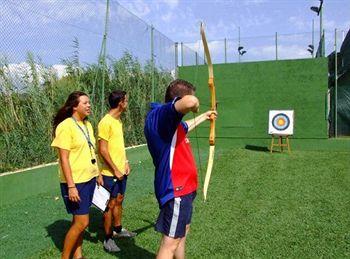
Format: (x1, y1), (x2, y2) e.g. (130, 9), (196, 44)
(51, 118), (99, 183)
(98, 114), (127, 177)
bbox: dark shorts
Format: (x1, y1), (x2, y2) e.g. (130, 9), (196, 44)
(60, 177), (96, 215)
(102, 175), (127, 198)
(155, 191), (197, 238)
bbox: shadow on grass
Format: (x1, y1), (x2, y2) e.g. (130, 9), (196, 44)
(111, 238), (156, 258)
(45, 219), (70, 251)
(89, 208), (156, 258)
(45, 219), (100, 252)
(245, 145), (270, 152)
(46, 208), (155, 258)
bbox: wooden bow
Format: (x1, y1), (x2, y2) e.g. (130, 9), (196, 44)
(200, 22), (216, 201)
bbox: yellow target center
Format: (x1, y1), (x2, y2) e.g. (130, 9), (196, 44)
(277, 118), (285, 126)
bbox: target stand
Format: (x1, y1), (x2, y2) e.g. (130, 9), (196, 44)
(268, 110), (294, 154)
(270, 135), (291, 153)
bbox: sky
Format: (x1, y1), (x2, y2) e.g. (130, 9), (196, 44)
(117, 0), (349, 43)
(117, 0), (350, 62)
(1, 0), (350, 71)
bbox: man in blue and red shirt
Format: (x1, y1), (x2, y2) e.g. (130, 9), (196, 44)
(144, 79), (217, 258)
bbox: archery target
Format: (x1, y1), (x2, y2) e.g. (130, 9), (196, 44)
(268, 110), (294, 135)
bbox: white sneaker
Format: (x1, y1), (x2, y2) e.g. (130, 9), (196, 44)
(113, 228), (137, 238)
(103, 238), (121, 252)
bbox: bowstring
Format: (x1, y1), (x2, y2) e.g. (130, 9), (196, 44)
(192, 30), (204, 191)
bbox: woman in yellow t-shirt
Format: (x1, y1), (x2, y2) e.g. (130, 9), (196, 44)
(51, 91), (98, 259)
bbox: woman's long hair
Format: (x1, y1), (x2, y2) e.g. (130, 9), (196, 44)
(52, 91), (88, 136)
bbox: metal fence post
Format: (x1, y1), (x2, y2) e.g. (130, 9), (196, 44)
(322, 29), (326, 57)
(320, 5), (323, 57)
(224, 38), (227, 63)
(181, 42), (184, 66)
(151, 25), (155, 102)
(275, 32), (278, 60)
(238, 27), (241, 63)
(175, 42), (178, 78)
(334, 28), (338, 138)
(312, 19), (315, 58)
(97, 0), (110, 117)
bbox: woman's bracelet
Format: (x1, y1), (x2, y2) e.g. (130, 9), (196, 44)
(68, 186), (76, 189)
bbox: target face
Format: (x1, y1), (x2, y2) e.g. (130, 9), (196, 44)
(272, 113), (290, 131)
(268, 110), (294, 135)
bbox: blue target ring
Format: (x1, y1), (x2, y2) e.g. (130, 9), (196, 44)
(272, 113), (290, 131)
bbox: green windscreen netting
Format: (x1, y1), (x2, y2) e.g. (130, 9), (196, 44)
(328, 29), (350, 137)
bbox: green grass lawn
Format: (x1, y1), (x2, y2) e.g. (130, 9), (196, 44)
(1, 145), (350, 258)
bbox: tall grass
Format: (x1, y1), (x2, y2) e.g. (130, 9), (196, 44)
(0, 52), (172, 173)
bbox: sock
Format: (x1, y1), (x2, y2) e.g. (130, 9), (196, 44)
(105, 234), (113, 241)
(113, 225), (122, 233)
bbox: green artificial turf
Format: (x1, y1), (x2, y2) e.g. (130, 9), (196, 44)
(1, 145), (349, 258)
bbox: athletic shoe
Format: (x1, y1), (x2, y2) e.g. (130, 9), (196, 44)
(113, 228), (137, 238)
(103, 238), (121, 252)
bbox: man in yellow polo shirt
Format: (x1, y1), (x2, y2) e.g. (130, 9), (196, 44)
(97, 90), (136, 253)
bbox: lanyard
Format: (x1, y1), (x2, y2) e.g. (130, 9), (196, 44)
(71, 117), (96, 164)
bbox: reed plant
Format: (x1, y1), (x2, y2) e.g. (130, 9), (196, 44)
(0, 52), (172, 172)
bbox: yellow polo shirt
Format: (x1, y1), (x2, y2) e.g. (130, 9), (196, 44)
(51, 118), (99, 183)
(98, 114), (127, 177)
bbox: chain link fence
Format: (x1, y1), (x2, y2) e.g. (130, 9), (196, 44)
(1, 0), (347, 171)
(0, 0), (200, 172)
(181, 29), (347, 65)
(1, 0), (181, 79)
